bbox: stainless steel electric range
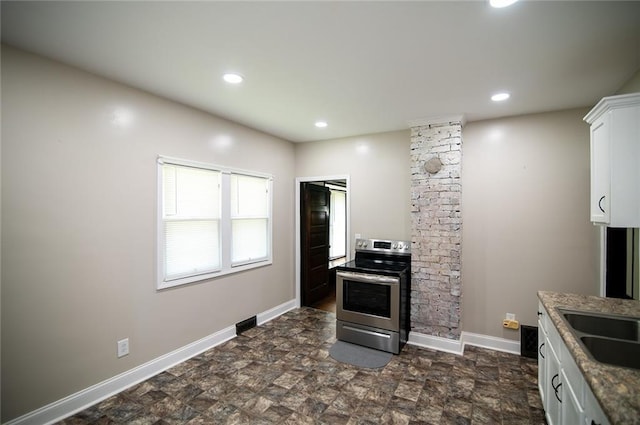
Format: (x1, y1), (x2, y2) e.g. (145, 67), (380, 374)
(334, 238), (411, 354)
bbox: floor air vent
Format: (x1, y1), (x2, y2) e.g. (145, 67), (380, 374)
(520, 324), (538, 359)
(236, 316), (257, 335)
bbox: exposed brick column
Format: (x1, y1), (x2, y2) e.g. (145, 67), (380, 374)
(410, 118), (463, 339)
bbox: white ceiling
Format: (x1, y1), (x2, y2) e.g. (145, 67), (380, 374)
(2, 1), (640, 142)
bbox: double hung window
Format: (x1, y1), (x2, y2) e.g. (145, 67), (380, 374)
(230, 174), (270, 265)
(158, 157), (272, 289)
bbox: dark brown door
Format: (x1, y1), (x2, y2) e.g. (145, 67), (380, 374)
(301, 183), (331, 306)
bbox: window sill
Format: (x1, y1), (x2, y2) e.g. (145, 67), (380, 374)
(158, 259), (272, 290)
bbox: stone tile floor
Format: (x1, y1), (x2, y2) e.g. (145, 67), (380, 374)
(58, 307), (544, 424)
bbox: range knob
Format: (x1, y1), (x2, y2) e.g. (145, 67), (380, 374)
(392, 244), (398, 249)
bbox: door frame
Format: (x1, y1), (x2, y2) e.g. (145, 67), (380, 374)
(599, 226), (606, 297)
(295, 174), (351, 308)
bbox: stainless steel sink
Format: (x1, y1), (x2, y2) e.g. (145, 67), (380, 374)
(561, 310), (640, 342)
(557, 308), (640, 370)
(580, 336), (640, 370)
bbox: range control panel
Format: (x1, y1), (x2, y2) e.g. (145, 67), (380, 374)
(355, 238), (411, 254)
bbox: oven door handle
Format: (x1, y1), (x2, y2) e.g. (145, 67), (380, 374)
(343, 325), (392, 339)
(336, 271), (399, 285)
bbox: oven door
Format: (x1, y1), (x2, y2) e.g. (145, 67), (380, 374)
(336, 270), (400, 332)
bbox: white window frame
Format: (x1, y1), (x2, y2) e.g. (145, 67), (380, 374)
(328, 185), (347, 260)
(230, 173), (271, 267)
(157, 156), (273, 289)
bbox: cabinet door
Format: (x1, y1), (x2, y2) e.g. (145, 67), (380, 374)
(538, 319), (547, 408)
(584, 385), (610, 425)
(545, 340), (562, 425)
(609, 104), (640, 227)
(590, 115), (610, 224)
(561, 368), (584, 425)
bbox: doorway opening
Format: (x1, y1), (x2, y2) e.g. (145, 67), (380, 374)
(296, 176), (349, 314)
(328, 181), (347, 264)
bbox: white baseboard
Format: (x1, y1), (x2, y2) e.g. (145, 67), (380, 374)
(408, 331), (464, 355)
(462, 331), (521, 355)
(408, 330), (521, 356)
(6, 299), (297, 425)
(257, 299), (297, 325)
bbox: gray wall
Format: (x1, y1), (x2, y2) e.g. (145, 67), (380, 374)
(616, 68), (640, 94)
(295, 130), (412, 245)
(461, 109), (599, 339)
(296, 109), (598, 339)
(296, 110), (599, 341)
(1, 46), (296, 421)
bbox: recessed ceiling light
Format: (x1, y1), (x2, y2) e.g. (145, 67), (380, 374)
(491, 92), (510, 102)
(315, 121), (328, 128)
(223, 73), (243, 84)
(489, 0), (518, 8)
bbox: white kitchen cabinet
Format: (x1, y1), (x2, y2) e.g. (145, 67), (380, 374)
(561, 366), (583, 425)
(539, 302), (560, 425)
(537, 301), (610, 425)
(546, 335), (562, 425)
(538, 310), (547, 407)
(560, 344), (584, 425)
(584, 384), (610, 425)
(584, 92), (640, 227)
(589, 116), (610, 223)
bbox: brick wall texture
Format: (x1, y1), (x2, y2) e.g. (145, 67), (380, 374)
(410, 120), (463, 339)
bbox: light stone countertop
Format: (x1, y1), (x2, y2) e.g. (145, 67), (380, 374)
(538, 291), (640, 425)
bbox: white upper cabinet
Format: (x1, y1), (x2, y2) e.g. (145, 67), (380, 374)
(584, 93), (640, 227)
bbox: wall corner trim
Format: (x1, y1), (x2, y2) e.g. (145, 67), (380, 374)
(408, 331), (521, 356)
(6, 299), (297, 425)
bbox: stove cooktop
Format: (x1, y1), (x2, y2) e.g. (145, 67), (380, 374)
(336, 258), (409, 275)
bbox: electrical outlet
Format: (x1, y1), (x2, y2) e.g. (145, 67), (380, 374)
(355, 233), (361, 239)
(506, 313), (516, 321)
(502, 319), (520, 330)
(117, 338), (129, 358)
